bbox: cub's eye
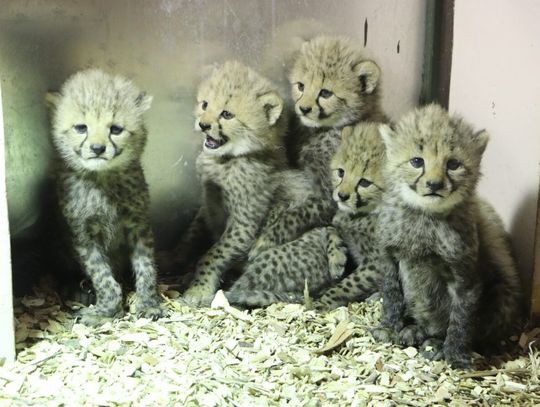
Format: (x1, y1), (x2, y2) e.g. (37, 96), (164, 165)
(74, 124), (87, 134)
(358, 178), (372, 188)
(201, 100), (208, 110)
(220, 110), (235, 120)
(410, 157), (424, 168)
(319, 89), (333, 99)
(446, 159), (460, 170)
(110, 125), (123, 135)
(297, 82), (304, 92)
(336, 168), (345, 178)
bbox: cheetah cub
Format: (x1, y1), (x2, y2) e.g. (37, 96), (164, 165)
(315, 123), (386, 310)
(47, 69), (162, 326)
(181, 61), (307, 305)
(372, 104), (523, 368)
(224, 225), (347, 308)
(250, 35), (387, 257)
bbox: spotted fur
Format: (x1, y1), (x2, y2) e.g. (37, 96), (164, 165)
(315, 123), (386, 310)
(47, 69), (162, 326)
(372, 104), (524, 369)
(180, 61), (315, 306)
(249, 36), (387, 257)
(225, 225), (347, 307)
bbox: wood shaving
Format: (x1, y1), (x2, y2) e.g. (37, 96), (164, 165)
(1, 284), (539, 406)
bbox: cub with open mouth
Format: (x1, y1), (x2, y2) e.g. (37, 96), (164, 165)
(179, 61), (312, 305)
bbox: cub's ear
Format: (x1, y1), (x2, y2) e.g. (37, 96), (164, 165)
(353, 60), (381, 94)
(341, 125), (354, 139)
(45, 92), (61, 110)
(258, 91), (283, 126)
(135, 91), (153, 112)
(378, 123), (396, 147)
(473, 129), (489, 155)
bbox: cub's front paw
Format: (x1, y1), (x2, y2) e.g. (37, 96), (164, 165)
(420, 338), (445, 361)
(371, 326), (397, 343)
(77, 306), (121, 327)
(398, 324), (427, 347)
(182, 285), (215, 307)
(444, 344), (472, 369)
(134, 297), (163, 320)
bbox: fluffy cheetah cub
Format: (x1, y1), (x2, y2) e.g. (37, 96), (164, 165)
(181, 61), (308, 305)
(315, 123), (386, 310)
(251, 35), (387, 257)
(47, 69), (162, 326)
(372, 104), (523, 368)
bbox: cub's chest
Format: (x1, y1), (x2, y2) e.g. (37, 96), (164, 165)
(60, 177), (125, 224)
(198, 155), (272, 197)
(382, 206), (466, 260)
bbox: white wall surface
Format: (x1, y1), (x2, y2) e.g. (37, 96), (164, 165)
(449, 0), (540, 295)
(0, 84), (15, 363)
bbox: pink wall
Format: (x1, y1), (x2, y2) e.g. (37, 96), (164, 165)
(449, 0), (540, 294)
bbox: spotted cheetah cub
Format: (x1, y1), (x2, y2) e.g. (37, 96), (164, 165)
(250, 35), (387, 257)
(372, 104), (523, 368)
(224, 225), (347, 308)
(181, 61), (307, 305)
(47, 69), (162, 326)
(315, 123), (386, 310)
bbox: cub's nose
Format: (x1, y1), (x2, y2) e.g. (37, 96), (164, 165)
(426, 180), (444, 192)
(90, 144), (106, 156)
(299, 106), (312, 115)
(199, 122), (211, 131)
(337, 192), (350, 202)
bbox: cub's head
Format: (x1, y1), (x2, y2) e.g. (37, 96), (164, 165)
(289, 36), (381, 129)
(331, 123), (386, 213)
(46, 69), (152, 173)
(380, 104), (489, 214)
(195, 61), (285, 157)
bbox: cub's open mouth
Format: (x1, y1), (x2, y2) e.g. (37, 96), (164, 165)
(424, 193), (443, 198)
(204, 135), (227, 149)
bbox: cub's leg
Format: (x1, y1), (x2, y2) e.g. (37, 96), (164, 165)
(183, 219), (258, 306)
(442, 276), (481, 369)
(75, 242), (123, 326)
(249, 196), (333, 259)
(371, 256), (405, 344)
(127, 225), (162, 320)
(227, 227), (344, 308)
(315, 263), (380, 311)
(326, 226), (348, 281)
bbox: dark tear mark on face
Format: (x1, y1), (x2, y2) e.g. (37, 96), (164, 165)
(397, 40), (400, 54)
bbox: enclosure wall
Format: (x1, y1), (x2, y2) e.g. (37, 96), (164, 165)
(449, 0), (540, 303)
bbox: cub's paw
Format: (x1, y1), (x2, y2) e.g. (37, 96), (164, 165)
(444, 344), (472, 369)
(77, 306), (121, 327)
(398, 324), (427, 346)
(182, 285), (215, 307)
(327, 248), (347, 280)
(134, 297), (163, 320)
(371, 326), (397, 343)
(420, 338), (445, 361)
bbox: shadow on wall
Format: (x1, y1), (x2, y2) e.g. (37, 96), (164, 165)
(509, 186), (540, 307)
